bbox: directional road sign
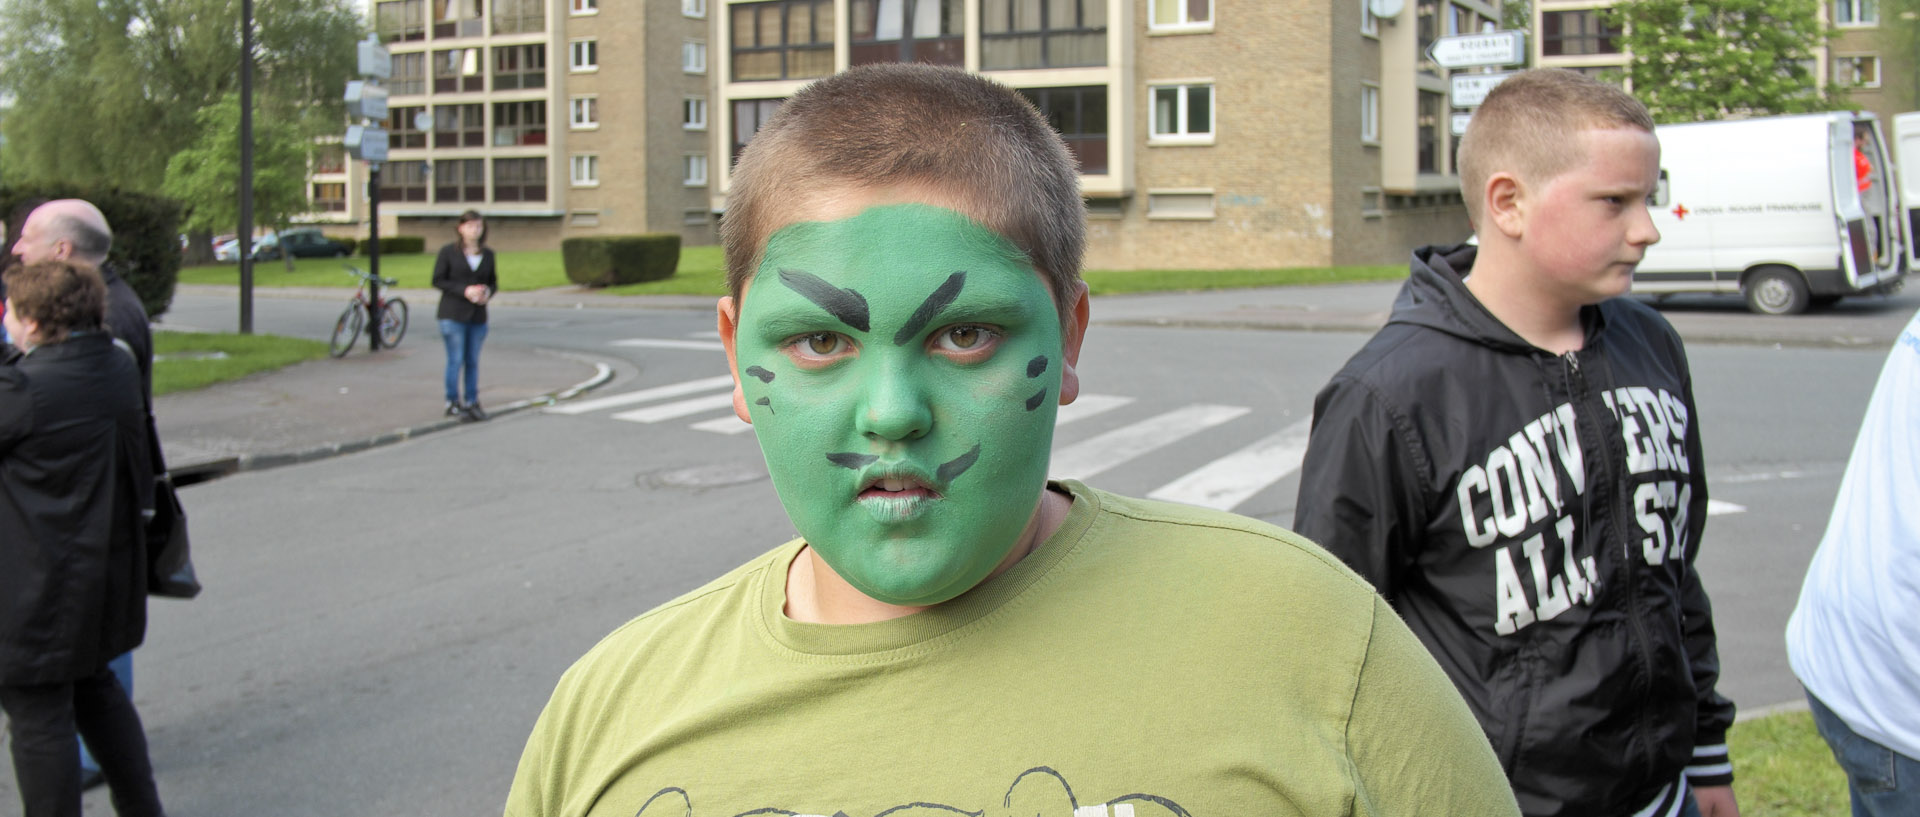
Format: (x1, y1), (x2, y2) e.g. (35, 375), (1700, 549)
(1451, 112), (1473, 137)
(1428, 30), (1527, 69)
(1450, 71), (1514, 108)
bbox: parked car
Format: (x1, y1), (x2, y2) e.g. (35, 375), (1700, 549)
(253, 228), (350, 261)
(213, 236), (253, 262)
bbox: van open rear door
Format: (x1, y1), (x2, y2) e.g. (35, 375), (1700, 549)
(1896, 112), (1920, 269)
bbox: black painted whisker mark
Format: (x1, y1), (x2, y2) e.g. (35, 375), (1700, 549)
(744, 366), (775, 383)
(1027, 355), (1048, 378)
(778, 268), (870, 332)
(893, 271), (967, 346)
(1025, 389), (1049, 411)
(826, 452), (878, 469)
(936, 444), (981, 482)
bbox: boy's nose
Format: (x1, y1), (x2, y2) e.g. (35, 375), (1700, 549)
(855, 367), (932, 442)
(1629, 203), (1661, 247)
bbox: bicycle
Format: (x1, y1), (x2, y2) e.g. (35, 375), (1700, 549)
(330, 266), (409, 357)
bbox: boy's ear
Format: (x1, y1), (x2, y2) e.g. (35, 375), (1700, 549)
(717, 295), (753, 424)
(1057, 280), (1090, 407)
(1484, 171), (1527, 239)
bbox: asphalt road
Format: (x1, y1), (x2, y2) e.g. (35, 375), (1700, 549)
(7, 284), (1910, 815)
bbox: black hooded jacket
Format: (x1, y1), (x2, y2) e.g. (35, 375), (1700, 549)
(1294, 244), (1736, 817)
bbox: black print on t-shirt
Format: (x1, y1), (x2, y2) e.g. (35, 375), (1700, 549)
(629, 766), (1192, 817)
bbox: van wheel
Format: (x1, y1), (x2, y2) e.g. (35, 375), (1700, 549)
(1744, 267), (1810, 315)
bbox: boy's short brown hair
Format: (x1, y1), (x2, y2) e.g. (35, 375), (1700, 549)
(721, 63), (1085, 324)
(3, 260), (106, 345)
(1457, 69), (1655, 224)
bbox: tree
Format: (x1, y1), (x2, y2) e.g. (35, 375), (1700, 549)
(1883, 0), (1920, 114)
(162, 94), (313, 271)
(0, 0), (363, 196)
(1607, 0), (1841, 123)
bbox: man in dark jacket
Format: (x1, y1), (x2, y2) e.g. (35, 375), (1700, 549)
(1294, 70), (1739, 817)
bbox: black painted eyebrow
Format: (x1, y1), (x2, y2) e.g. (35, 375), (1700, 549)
(778, 268), (869, 333)
(892, 271), (967, 346)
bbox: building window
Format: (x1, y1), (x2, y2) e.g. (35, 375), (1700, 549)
(433, 103), (486, 147)
(435, 158), (486, 202)
(1834, 0), (1877, 24)
(434, 48), (484, 92)
(685, 153), (709, 186)
(684, 0), (707, 16)
(981, 0), (1107, 70)
(571, 154), (600, 186)
(493, 44), (547, 90)
(1446, 2), (1472, 35)
(570, 96), (599, 129)
(494, 157), (547, 201)
(377, 0), (426, 42)
(1361, 83), (1380, 144)
(312, 182), (347, 212)
(572, 0), (598, 15)
(1150, 0), (1211, 30)
(850, 0), (964, 67)
(1416, 0), (1437, 65)
(1418, 90), (1442, 173)
(390, 52), (426, 96)
(433, 0), (485, 37)
(1020, 86), (1108, 174)
(1146, 190), (1214, 219)
(379, 161), (429, 202)
(684, 96), (709, 130)
(313, 145), (347, 175)
(570, 39), (598, 71)
(385, 106), (429, 149)
(684, 209), (711, 225)
(733, 98), (785, 163)
(731, 0), (835, 81)
(1541, 10), (1621, 56)
(493, 100), (548, 146)
(1361, 0), (1378, 36)
(1835, 55), (1881, 87)
(492, 0), (545, 34)
(684, 40), (708, 73)
(1150, 83), (1214, 143)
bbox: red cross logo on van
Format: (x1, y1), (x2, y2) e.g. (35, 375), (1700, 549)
(1671, 204), (1689, 220)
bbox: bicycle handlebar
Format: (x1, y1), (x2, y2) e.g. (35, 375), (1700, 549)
(343, 265), (399, 287)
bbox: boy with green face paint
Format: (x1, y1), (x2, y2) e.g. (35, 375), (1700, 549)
(505, 64), (1520, 817)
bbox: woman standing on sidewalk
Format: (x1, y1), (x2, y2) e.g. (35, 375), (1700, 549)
(432, 210), (496, 422)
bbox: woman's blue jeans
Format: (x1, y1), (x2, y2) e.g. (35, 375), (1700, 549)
(439, 319), (488, 404)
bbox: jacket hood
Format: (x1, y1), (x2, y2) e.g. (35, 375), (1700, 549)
(1393, 243), (1606, 355)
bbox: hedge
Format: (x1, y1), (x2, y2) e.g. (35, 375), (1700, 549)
(359, 235), (425, 255)
(561, 234), (680, 287)
(0, 186), (184, 319)
(329, 236), (359, 255)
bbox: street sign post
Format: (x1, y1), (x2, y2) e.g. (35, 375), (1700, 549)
(1450, 71), (1514, 108)
(349, 35), (392, 349)
(1427, 30), (1527, 69)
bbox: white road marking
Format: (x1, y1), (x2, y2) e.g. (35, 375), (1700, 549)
(1706, 499), (1746, 516)
(609, 338), (726, 351)
(690, 415), (756, 435)
(611, 392), (738, 423)
(546, 374), (734, 415)
(1053, 394), (1133, 426)
(1050, 404), (1251, 481)
(1148, 419), (1314, 511)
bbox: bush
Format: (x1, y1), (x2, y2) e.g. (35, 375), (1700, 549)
(360, 235), (425, 255)
(328, 236), (358, 255)
(0, 186), (184, 319)
(562, 234), (680, 288)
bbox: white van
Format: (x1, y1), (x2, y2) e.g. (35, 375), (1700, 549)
(1636, 111), (1913, 314)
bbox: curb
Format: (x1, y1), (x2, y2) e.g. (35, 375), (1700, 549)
(170, 347), (618, 487)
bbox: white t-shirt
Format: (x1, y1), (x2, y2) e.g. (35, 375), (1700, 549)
(1786, 307), (1920, 759)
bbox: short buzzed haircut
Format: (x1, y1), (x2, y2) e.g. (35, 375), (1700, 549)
(722, 63), (1086, 324)
(1456, 69), (1655, 224)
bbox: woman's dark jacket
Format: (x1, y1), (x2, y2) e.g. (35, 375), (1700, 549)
(431, 242), (498, 323)
(0, 332), (153, 684)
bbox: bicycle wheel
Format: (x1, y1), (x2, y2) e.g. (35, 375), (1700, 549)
(329, 302), (364, 358)
(378, 297), (409, 348)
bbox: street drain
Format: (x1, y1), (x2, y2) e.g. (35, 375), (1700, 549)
(647, 463), (767, 490)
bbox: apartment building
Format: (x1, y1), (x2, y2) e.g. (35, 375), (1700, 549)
(309, 0), (1487, 266)
(1533, 0), (1914, 126)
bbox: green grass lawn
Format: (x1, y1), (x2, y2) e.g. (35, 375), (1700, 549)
(177, 246), (1405, 296)
(1729, 709), (1850, 817)
(152, 331), (330, 396)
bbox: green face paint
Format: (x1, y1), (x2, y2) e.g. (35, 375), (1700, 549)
(735, 203), (1065, 607)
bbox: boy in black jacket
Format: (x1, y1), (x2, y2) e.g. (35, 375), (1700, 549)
(1294, 69), (1739, 817)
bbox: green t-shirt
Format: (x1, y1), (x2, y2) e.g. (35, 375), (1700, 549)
(505, 481), (1519, 817)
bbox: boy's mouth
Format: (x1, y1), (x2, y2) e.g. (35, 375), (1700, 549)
(859, 474), (940, 500)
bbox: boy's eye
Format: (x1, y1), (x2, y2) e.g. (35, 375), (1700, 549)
(784, 331), (854, 363)
(931, 324), (1000, 354)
